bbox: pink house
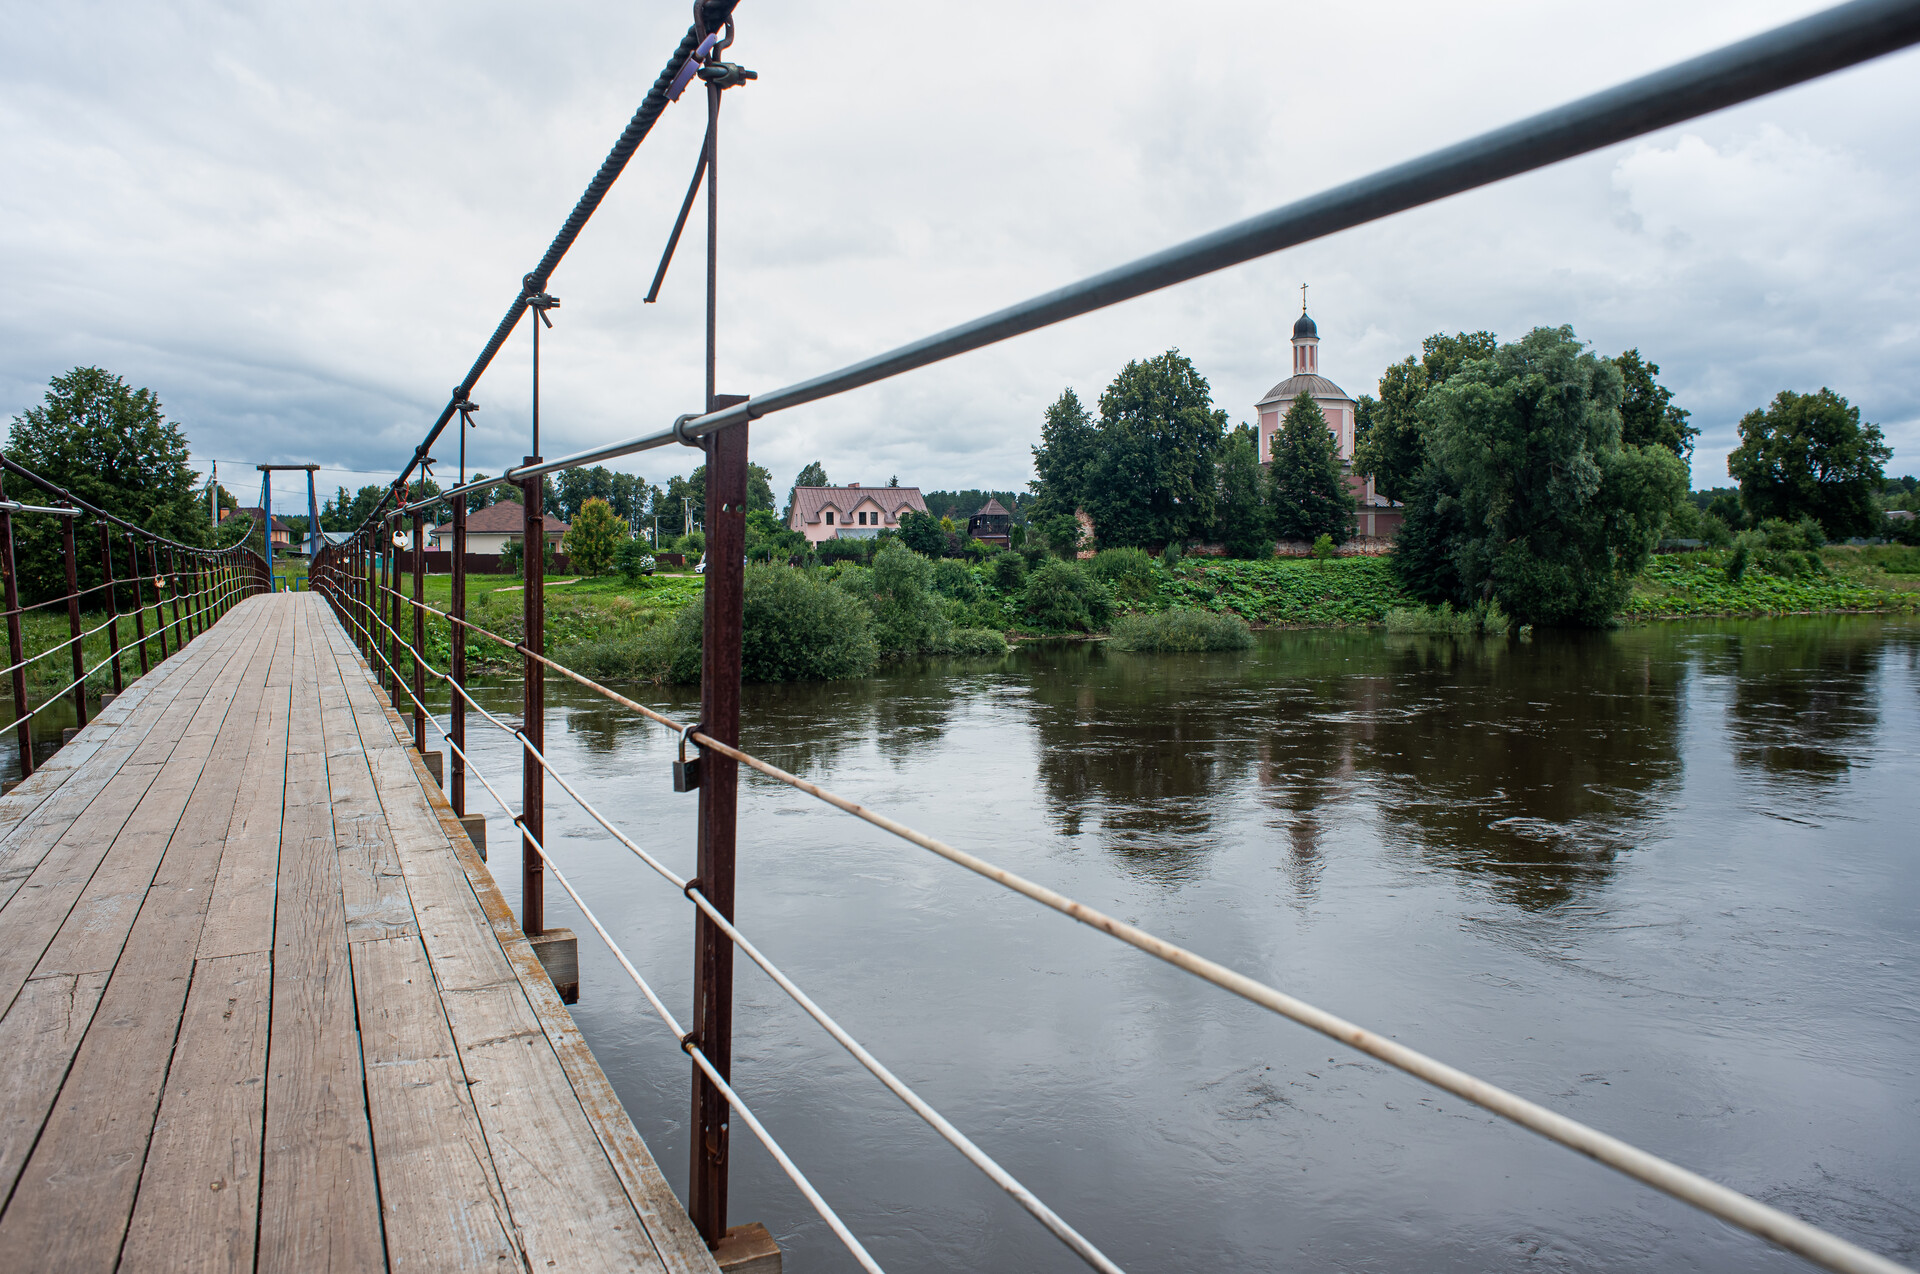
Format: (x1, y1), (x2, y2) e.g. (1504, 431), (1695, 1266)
(788, 484), (929, 545)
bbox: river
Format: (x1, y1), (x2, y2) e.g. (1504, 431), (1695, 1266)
(51, 615), (1920, 1272)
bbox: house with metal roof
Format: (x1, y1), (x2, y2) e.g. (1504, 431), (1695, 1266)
(787, 484), (928, 543)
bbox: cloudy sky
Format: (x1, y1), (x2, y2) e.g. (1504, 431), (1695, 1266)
(4, 0), (1917, 512)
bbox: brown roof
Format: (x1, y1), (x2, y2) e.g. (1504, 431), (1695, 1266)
(226, 507), (290, 532)
(788, 485), (927, 528)
(462, 501), (568, 535)
(973, 498), (1012, 518)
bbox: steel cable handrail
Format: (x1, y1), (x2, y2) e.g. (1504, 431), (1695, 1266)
(338, 589), (1124, 1273)
(330, 574), (1915, 1274)
(330, 598), (887, 1274)
(0, 574), (250, 733)
(0, 580), (115, 621)
(0, 456), (261, 557)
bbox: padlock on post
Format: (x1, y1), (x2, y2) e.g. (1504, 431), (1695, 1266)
(673, 721), (704, 792)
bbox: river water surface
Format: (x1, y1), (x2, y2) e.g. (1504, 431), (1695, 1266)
(443, 617), (1918, 1273)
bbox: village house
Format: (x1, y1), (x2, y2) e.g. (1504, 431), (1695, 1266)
(428, 501), (569, 554)
(788, 484), (929, 544)
(221, 506), (293, 551)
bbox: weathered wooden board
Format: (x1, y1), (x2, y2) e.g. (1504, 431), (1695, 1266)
(119, 951), (271, 1274)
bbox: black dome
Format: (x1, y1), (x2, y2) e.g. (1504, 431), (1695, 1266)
(1293, 311), (1318, 339)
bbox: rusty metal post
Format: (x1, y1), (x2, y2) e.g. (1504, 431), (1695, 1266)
(165, 547), (183, 652)
(451, 498), (468, 815)
(127, 537), (149, 675)
(412, 508), (427, 753)
(520, 464), (546, 936)
(0, 476), (32, 777)
(151, 545), (168, 660)
(688, 395), (751, 1245)
(99, 524), (122, 694)
(60, 509), (87, 729)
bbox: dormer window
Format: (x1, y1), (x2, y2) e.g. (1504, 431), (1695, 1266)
(825, 511), (835, 525)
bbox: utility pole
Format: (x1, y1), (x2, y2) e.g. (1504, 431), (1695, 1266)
(210, 460), (219, 527)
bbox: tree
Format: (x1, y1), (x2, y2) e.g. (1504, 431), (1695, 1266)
(1398, 325), (1687, 627)
(1353, 331), (1497, 503)
(895, 510), (946, 558)
(688, 462), (774, 518)
(1267, 394), (1354, 544)
(1728, 388), (1890, 538)
(5, 367), (209, 600)
(561, 497), (625, 575)
(1611, 349), (1696, 459)
(1028, 388), (1099, 518)
(1082, 351), (1227, 549)
(785, 461), (828, 522)
(1214, 431), (1271, 558)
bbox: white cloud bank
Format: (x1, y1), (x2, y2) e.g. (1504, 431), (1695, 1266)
(2, 0), (1916, 505)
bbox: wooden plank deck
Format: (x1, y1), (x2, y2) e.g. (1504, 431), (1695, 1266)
(0, 592), (719, 1274)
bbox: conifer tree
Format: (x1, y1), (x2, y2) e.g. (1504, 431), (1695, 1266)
(1267, 393), (1354, 544)
(1214, 430), (1270, 558)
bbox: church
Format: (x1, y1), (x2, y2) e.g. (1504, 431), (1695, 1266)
(1254, 297), (1402, 541)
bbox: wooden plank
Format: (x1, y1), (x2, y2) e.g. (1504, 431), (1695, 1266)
(119, 951), (271, 1274)
(0, 611), (277, 1262)
(257, 602), (386, 1273)
(351, 934), (520, 1272)
(319, 665), (416, 944)
(317, 608), (701, 1274)
(0, 593), (252, 846)
(324, 609), (719, 1274)
(197, 602), (297, 960)
(0, 971), (109, 1201)
(0, 600), (262, 911)
(0, 608), (269, 1021)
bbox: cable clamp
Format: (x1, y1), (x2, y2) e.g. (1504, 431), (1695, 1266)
(697, 61), (757, 89)
(671, 413), (703, 449)
(682, 876), (703, 903)
(679, 1030), (699, 1055)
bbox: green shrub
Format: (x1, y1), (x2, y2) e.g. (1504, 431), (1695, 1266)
(582, 565), (878, 683)
(939, 627), (1009, 656)
(1086, 547), (1157, 603)
(1383, 601), (1511, 637)
(673, 530), (706, 556)
(817, 537), (870, 566)
(1312, 533), (1336, 560)
(1700, 513), (1734, 549)
(1109, 608), (1251, 651)
(931, 558), (978, 601)
(989, 551), (1027, 592)
(615, 538), (656, 581)
(1019, 560), (1112, 632)
(1726, 540), (1750, 582)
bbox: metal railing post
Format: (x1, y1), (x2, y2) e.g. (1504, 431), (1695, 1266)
(520, 464), (546, 937)
(151, 544), (167, 660)
(412, 509), (427, 753)
(0, 475), (32, 778)
(168, 547), (185, 648)
(127, 536), (149, 675)
(99, 524), (122, 694)
(688, 395), (751, 1245)
(60, 507), (87, 729)
(451, 498), (468, 815)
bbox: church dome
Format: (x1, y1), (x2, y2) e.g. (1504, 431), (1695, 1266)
(1292, 311), (1318, 339)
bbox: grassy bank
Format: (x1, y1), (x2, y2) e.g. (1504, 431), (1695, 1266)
(1627, 546), (1920, 619)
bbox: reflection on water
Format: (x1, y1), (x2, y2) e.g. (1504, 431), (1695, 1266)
(173, 616), (1920, 1272)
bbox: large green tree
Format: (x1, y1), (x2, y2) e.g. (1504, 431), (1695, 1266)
(561, 496), (626, 576)
(1353, 331), (1497, 503)
(1400, 326), (1687, 627)
(1214, 429), (1270, 558)
(688, 462), (774, 519)
(1081, 351), (1226, 549)
(1727, 388), (1889, 537)
(784, 461), (828, 522)
(1267, 394), (1354, 544)
(1611, 349), (1697, 458)
(6, 368), (211, 600)
(1027, 389), (1100, 518)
